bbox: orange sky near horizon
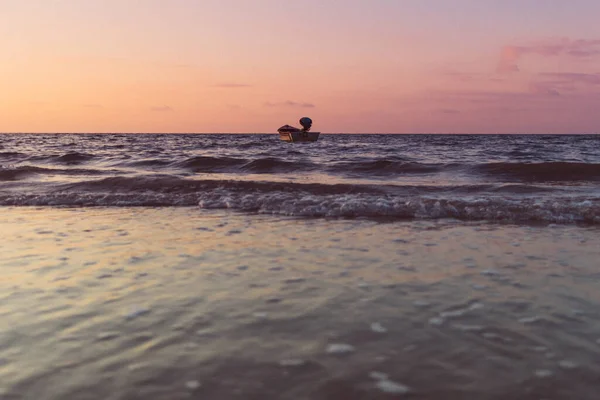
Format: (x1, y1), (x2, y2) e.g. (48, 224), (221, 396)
(1, 0), (600, 134)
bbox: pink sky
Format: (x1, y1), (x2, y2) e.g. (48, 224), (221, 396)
(1, 0), (599, 133)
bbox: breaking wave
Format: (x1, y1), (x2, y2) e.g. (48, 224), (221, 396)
(0, 166), (113, 181)
(0, 176), (598, 224)
(29, 152), (97, 165)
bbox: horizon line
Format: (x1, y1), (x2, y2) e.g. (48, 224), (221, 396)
(0, 132), (598, 135)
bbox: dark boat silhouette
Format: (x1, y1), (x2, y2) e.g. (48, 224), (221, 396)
(278, 117), (320, 143)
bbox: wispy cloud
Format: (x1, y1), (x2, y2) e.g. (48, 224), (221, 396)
(497, 38), (600, 73)
(441, 70), (506, 85)
(424, 89), (565, 105)
(529, 83), (561, 97)
(438, 109), (461, 114)
(539, 72), (600, 86)
(213, 83), (252, 88)
(264, 101), (315, 108)
(150, 106), (174, 112)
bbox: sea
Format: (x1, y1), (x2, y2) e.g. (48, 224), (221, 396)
(1, 133), (600, 399)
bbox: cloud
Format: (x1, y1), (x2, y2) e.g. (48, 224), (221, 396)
(441, 70), (507, 85)
(264, 101), (315, 108)
(539, 72), (600, 86)
(442, 71), (477, 82)
(529, 83), (561, 97)
(526, 73), (600, 96)
(150, 106), (174, 112)
(497, 38), (600, 73)
(423, 89), (565, 106)
(438, 109), (461, 114)
(82, 104), (103, 108)
(213, 83), (252, 88)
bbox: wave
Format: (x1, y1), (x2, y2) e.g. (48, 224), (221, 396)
(239, 157), (315, 173)
(0, 151), (27, 161)
(0, 166), (117, 181)
(475, 162), (600, 182)
(119, 159), (173, 168)
(28, 152), (97, 165)
(1, 176), (597, 224)
(56, 176), (386, 195)
(172, 156), (246, 172)
(1, 190), (597, 224)
(172, 156), (316, 174)
(328, 159), (444, 175)
(5, 150), (600, 184)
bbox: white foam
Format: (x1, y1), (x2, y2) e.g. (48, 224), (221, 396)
(440, 309), (466, 318)
(326, 343), (355, 354)
(279, 359), (305, 367)
(125, 306), (150, 320)
(369, 371), (389, 380)
(185, 380), (201, 390)
(128, 362), (149, 371)
(403, 344), (417, 352)
(558, 360), (577, 370)
(472, 284), (488, 290)
(370, 322), (387, 333)
(534, 369), (553, 378)
(376, 379), (410, 395)
(454, 324), (484, 332)
(253, 312), (268, 318)
(429, 317), (445, 326)
(519, 316), (541, 324)
(482, 333), (501, 340)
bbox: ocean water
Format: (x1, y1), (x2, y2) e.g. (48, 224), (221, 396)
(1, 134), (600, 400)
(1, 133), (599, 223)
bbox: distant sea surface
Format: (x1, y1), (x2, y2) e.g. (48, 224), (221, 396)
(1, 133), (599, 224)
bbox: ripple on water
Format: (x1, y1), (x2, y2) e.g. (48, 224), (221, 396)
(370, 322), (387, 333)
(185, 380), (201, 390)
(535, 369), (553, 378)
(279, 359), (305, 367)
(326, 344), (355, 354)
(375, 379), (410, 395)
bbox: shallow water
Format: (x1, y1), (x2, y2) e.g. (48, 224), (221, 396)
(1, 207), (600, 399)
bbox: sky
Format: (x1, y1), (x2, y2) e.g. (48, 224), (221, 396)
(1, 0), (600, 133)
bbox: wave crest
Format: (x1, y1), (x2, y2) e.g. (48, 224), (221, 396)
(476, 162), (600, 182)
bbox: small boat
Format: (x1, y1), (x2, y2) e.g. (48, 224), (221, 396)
(278, 129), (320, 143)
(278, 117), (320, 143)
